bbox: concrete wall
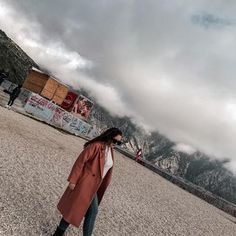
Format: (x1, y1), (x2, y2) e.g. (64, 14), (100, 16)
(24, 93), (91, 136)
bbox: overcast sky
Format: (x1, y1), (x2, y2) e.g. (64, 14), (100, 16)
(1, 0), (236, 171)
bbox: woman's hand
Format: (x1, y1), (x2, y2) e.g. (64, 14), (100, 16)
(69, 183), (76, 190)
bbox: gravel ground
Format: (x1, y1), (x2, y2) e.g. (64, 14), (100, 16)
(0, 106), (236, 236)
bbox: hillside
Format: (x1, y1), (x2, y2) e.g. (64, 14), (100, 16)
(0, 29), (38, 84)
(1, 29), (236, 205)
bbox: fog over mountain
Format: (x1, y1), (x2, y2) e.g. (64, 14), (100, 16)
(1, 0), (236, 172)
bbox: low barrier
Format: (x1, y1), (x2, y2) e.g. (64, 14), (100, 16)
(116, 146), (236, 219)
(24, 93), (92, 136)
(0, 79), (97, 139)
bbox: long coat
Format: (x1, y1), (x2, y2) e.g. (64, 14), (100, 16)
(57, 141), (115, 227)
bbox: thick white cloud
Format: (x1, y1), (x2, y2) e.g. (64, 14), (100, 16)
(1, 0), (236, 170)
(173, 143), (196, 155)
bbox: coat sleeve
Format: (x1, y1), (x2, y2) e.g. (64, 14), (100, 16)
(67, 143), (98, 184)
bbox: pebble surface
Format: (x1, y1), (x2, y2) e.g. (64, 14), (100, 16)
(0, 106), (236, 236)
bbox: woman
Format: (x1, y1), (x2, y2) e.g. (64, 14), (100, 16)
(135, 148), (143, 163)
(53, 127), (123, 236)
(6, 84), (22, 108)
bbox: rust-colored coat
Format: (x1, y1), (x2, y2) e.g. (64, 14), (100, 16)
(57, 141), (114, 227)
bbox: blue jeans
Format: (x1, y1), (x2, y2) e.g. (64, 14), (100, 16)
(58, 193), (98, 236)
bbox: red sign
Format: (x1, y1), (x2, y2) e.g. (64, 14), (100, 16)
(71, 95), (94, 120)
(61, 91), (78, 111)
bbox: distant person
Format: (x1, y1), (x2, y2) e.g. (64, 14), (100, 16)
(135, 148), (143, 163)
(0, 69), (9, 85)
(5, 84), (22, 109)
(53, 127), (123, 236)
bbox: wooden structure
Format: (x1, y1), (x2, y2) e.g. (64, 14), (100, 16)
(23, 68), (69, 105)
(23, 68), (49, 93)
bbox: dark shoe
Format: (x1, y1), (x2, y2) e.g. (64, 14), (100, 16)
(52, 226), (65, 236)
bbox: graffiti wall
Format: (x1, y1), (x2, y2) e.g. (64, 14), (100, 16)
(24, 93), (91, 136)
(87, 126), (99, 139)
(24, 93), (57, 121)
(18, 88), (32, 105)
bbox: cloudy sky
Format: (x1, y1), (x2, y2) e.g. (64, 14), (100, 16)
(1, 0), (236, 170)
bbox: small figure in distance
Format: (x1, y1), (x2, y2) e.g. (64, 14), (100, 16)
(135, 148), (143, 163)
(5, 84), (22, 109)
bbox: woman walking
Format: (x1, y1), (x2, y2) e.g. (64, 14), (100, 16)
(53, 127), (123, 236)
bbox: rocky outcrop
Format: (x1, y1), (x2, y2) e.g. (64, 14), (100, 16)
(0, 29), (38, 85)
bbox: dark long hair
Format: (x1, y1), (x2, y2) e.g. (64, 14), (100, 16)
(84, 127), (122, 148)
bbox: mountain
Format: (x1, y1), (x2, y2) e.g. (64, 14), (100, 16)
(1, 29), (236, 205)
(87, 102), (236, 204)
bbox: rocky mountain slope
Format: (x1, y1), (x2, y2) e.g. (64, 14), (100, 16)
(1, 29), (236, 205)
(0, 30), (38, 84)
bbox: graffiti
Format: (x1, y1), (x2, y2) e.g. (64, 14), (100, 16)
(18, 89), (32, 105)
(69, 117), (78, 129)
(24, 93), (91, 136)
(68, 117), (90, 135)
(62, 112), (73, 124)
(87, 126), (99, 139)
(24, 93), (56, 121)
(77, 120), (90, 135)
(50, 107), (65, 126)
(61, 112), (73, 130)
